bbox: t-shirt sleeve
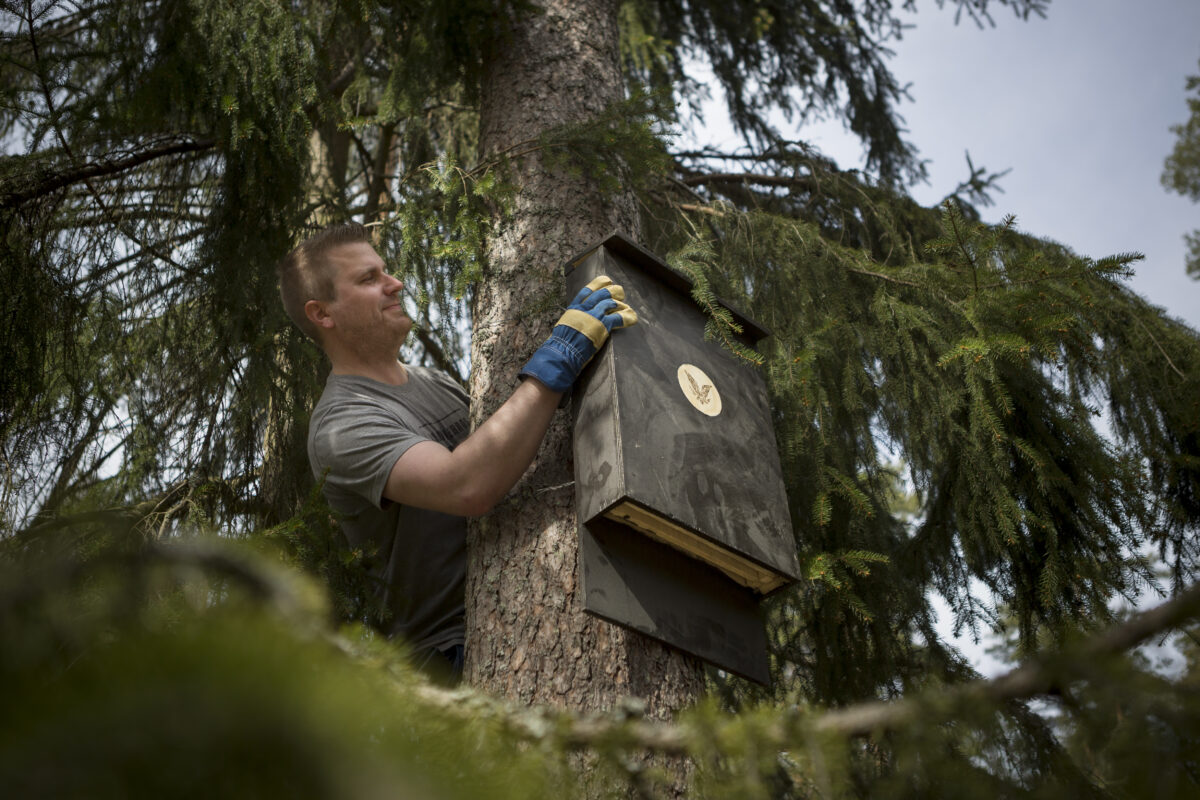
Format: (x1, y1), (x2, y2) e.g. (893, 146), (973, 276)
(310, 398), (427, 511)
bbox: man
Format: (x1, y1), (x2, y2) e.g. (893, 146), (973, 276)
(277, 223), (635, 681)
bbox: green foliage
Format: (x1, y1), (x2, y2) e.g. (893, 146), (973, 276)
(259, 476), (386, 628)
(667, 234), (766, 366)
(643, 152), (1198, 710)
(1056, 658), (1200, 798)
(4, 527), (1199, 798)
(5, 1), (1200, 796)
(0, 534), (562, 800)
(538, 88), (677, 198)
(1163, 59), (1200, 278)
(0, 202), (77, 443)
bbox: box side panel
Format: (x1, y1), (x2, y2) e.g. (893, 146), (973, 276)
(572, 342), (625, 523)
(569, 252), (627, 522)
(579, 516), (770, 685)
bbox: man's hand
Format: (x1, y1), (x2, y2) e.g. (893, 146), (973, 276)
(518, 276), (638, 392)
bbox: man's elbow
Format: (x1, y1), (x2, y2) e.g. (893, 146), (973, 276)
(454, 484), (501, 517)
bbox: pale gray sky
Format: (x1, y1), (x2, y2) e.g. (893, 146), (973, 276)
(804, 0), (1200, 329)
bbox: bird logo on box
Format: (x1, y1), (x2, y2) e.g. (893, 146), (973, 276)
(677, 363), (722, 417)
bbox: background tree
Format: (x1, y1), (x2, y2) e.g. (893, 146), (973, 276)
(1163, 57), (1200, 279)
(4, 0), (1200, 795)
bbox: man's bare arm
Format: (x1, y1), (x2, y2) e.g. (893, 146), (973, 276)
(385, 276), (637, 517)
(383, 379), (562, 516)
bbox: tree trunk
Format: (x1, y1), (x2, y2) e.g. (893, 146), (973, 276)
(466, 0), (704, 717)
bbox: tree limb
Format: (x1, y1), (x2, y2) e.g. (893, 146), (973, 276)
(15, 536), (1197, 767)
(406, 581), (1200, 751)
(678, 171), (815, 190)
(0, 137), (215, 208)
(4, 43), (362, 211)
(817, 580), (1200, 736)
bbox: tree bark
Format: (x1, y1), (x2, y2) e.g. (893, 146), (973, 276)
(466, 0), (704, 718)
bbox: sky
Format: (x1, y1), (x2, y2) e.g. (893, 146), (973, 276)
(804, 0), (1200, 330)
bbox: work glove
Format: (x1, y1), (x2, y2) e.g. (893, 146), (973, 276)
(519, 275), (638, 393)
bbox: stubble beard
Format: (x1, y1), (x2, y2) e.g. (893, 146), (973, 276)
(344, 310), (411, 363)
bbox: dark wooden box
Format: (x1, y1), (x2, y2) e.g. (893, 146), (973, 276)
(567, 233), (799, 683)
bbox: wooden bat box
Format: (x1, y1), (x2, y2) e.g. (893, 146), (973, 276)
(567, 232), (800, 684)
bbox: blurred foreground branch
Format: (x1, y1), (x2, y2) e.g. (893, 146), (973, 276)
(9, 536), (1199, 768)
(404, 581), (1200, 752)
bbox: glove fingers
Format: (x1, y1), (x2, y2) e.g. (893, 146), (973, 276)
(603, 300), (638, 331)
(572, 277), (624, 309)
(592, 297), (618, 318)
(584, 275), (615, 294)
(523, 276), (635, 393)
(580, 287), (627, 311)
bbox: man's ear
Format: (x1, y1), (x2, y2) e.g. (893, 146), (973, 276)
(305, 299), (334, 331)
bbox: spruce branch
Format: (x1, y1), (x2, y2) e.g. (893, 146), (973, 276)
(818, 580), (1200, 736)
(12, 536), (1198, 791)
(1132, 313), (1187, 380)
(20, 0), (190, 272)
(0, 537), (320, 627)
(678, 171), (815, 190)
(402, 582), (1200, 752)
(11, 474), (262, 544)
(5, 35), (358, 211)
(673, 202), (727, 216)
(672, 149), (788, 162)
(0, 137), (216, 208)
(845, 266), (921, 289)
(410, 323), (464, 387)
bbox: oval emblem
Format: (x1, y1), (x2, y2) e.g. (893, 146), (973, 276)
(677, 363), (722, 417)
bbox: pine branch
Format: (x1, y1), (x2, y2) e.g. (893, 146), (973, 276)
(817, 580), (1200, 737)
(0, 137), (216, 208)
(12, 474), (262, 543)
(362, 122), (396, 221)
(18, 537), (1197, 782)
(405, 581), (1200, 751)
(4, 43), (360, 211)
(678, 171), (814, 190)
(0, 538), (316, 625)
(673, 202), (727, 216)
(672, 149), (781, 162)
(845, 267), (921, 288)
(19, 5), (190, 273)
(1132, 313), (1187, 380)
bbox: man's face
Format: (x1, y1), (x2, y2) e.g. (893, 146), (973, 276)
(320, 241), (412, 347)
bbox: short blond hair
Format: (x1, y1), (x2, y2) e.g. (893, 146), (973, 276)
(277, 223), (371, 342)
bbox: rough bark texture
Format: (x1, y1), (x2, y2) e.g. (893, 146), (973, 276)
(466, 0), (705, 717)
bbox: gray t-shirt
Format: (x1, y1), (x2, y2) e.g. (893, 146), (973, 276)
(308, 366), (471, 652)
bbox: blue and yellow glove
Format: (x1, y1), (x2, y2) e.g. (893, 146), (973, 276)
(519, 276), (638, 393)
